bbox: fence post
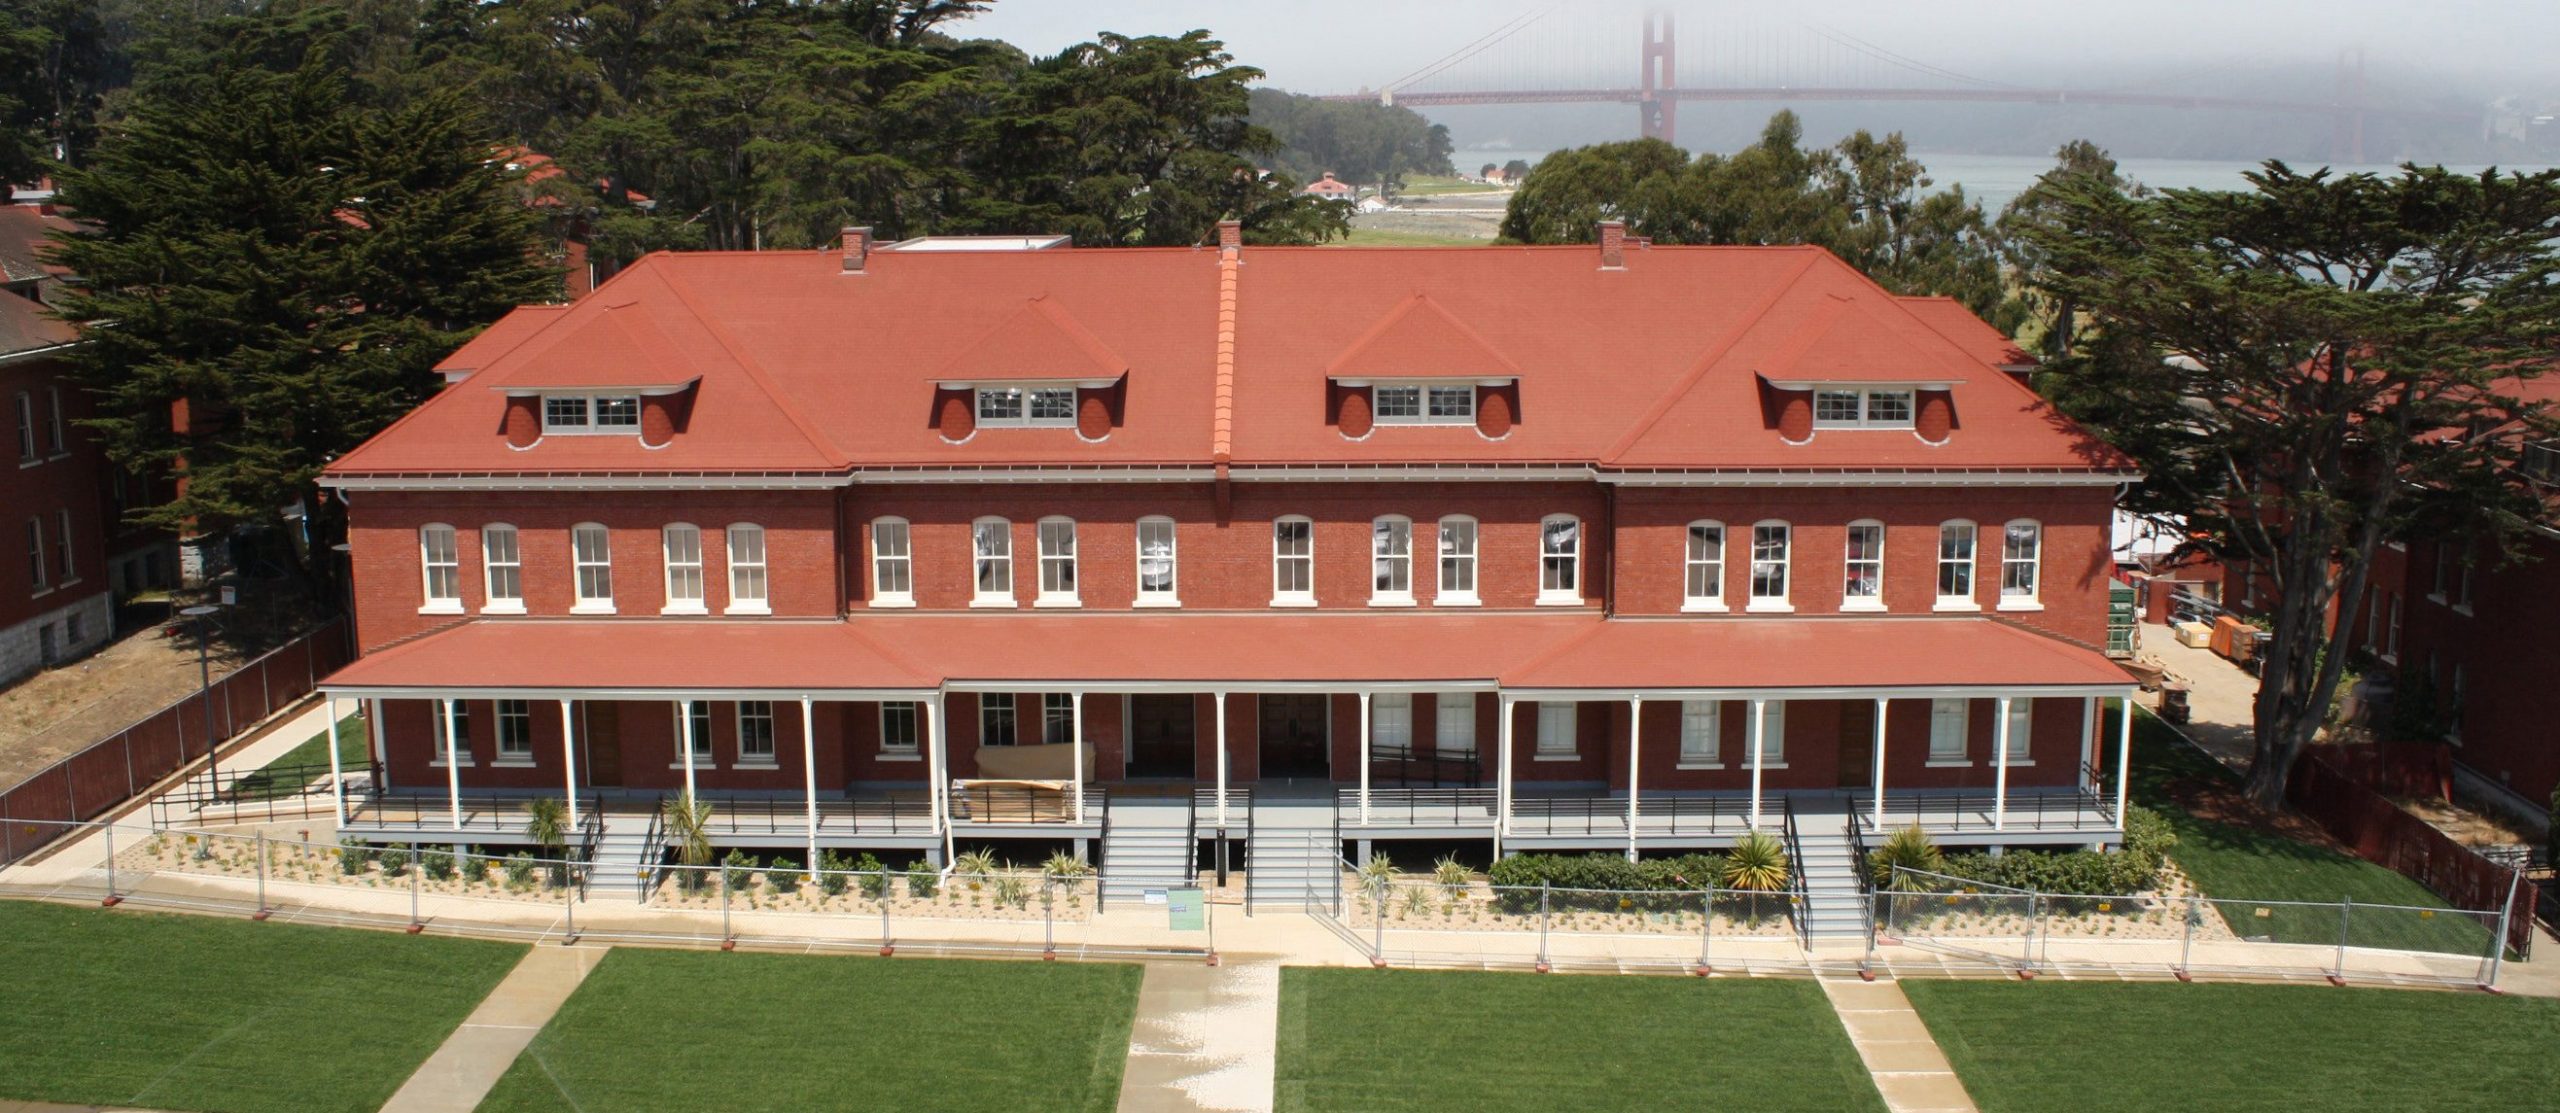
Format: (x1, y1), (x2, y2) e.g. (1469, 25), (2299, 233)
(562, 856), (579, 945)
(718, 865), (734, 951)
(252, 832), (270, 920)
(1042, 879), (1057, 961)
(2178, 895), (2198, 981)
(878, 877), (894, 957)
(101, 821), (119, 906)
(2483, 869), (2521, 990)
(1697, 893), (1713, 976)
(1535, 881), (1552, 973)
(2332, 896), (2352, 985)
(407, 843), (423, 934)
(1369, 875), (1387, 968)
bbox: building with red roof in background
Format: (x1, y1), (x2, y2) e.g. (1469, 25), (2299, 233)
(317, 222), (2141, 921)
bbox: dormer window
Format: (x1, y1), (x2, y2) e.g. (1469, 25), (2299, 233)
(1811, 388), (1915, 429)
(543, 395), (641, 434)
(975, 385), (1077, 428)
(1373, 381), (1476, 426)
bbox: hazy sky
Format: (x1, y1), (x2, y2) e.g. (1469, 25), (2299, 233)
(959, 1), (2558, 94)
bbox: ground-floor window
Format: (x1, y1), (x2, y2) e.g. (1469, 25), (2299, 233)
(1929, 698), (1968, 763)
(880, 702), (919, 754)
(432, 703), (470, 764)
(1535, 701), (1577, 756)
(738, 701), (776, 764)
(1679, 700), (1719, 765)
(980, 694), (1018, 746)
(1753, 701), (1786, 765)
(2002, 698), (2033, 763)
(677, 701), (713, 761)
(495, 699), (533, 760)
(1435, 694), (1475, 755)
(1042, 693), (1075, 745)
(1372, 692), (1412, 749)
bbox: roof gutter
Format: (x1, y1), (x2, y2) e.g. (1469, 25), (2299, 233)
(0, 340), (79, 368)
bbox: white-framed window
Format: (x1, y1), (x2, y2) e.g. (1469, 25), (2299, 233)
(2386, 593), (2402, 660)
(1679, 699), (1721, 766)
(662, 523), (705, 613)
(676, 701), (712, 760)
(1036, 517), (1078, 605)
(1041, 693), (1075, 745)
(542, 394), (641, 433)
(432, 703), (470, 765)
(13, 392), (33, 462)
(1928, 698), (1968, 763)
(1436, 517), (1478, 605)
(496, 699), (533, 760)
(23, 516), (41, 591)
(870, 518), (912, 606)
(2525, 441), (2560, 484)
(1272, 516), (1314, 605)
(1937, 520), (1977, 607)
(979, 694), (1018, 746)
(52, 509), (69, 582)
(1843, 520), (1885, 607)
(1435, 694), (1476, 755)
(1810, 388), (1916, 429)
(44, 387), (64, 456)
(1753, 701), (1786, 765)
(419, 524), (461, 610)
(1371, 516), (1413, 604)
(737, 701), (777, 764)
(1370, 381), (1477, 425)
(2000, 520), (2041, 604)
(726, 524), (767, 612)
(1748, 521), (1790, 608)
(974, 385), (1077, 428)
(2001, 698), (2034, 763)
(1136, 516), (1178, 605)
(880, 701), (920, 754)
(1535, 701), (1577, 756)
(972, 518), (1013, 604)
(1372, 693), (1413, 749)
(481, 524), (522, 611)
(571, 523), (614, 611)
(1539, 515), (1580, 603)
(1684, 521), (1725, 610)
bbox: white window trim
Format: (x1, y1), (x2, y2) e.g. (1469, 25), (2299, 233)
(494, 699), (536, 764)
(1435, 516), (1479, 607)
(1682, 521), (1728, 613)
(1745, 520), (1793, 613)
(541, 394), (643, 435)
(1533, 701), (1578, 759)
(735, 702), (779, 767)
(571, 523), (616, 614)
(1997, 519), (2043, 611)
(480, 523), (524, 614)
(1271, 515), (1315, 607)
(52, 508), (72, 587)
(880, 701), (922, 757)
(1810, 387), (1918, 430)
(1927, 697), (1970, 766)
(1368, 380), (1478, 426)
(1537, 514), (1582, 606)
(1842, 519), (1886, 612)
(1370, 516), (1416, 607)
(418, 523), (463, 615)
(1677, 699), (1722, 769)
(972, 517), (1016, 608)
(1934, 520), (1980, 612)
(1134, 515), (1180, 607)
(44, 387), (65, 458)
(973, 384), (1079, 428)
(870, 517), (913, 608)
(1371, 692), (1414, 749)
(1752, 701), (1788, 768)
(661, 523), (707, 615)
(1034, 516), (1080, 607)
(724, 523), (770, 615)
(1435, 693), (1477, 755)
(2002, 698), (2035, 764)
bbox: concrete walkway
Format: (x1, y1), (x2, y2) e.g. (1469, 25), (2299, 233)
(1117, 959), (1279, 1113)
(377, 944), (607, 1113)
(1821, 978), (1979, 1113)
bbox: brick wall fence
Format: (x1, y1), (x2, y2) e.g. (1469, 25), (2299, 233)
(2286, 750), (2534, 956)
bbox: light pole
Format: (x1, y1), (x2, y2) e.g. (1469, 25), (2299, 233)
(181, 604), (222, 785)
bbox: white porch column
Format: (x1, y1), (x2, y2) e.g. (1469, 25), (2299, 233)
(1494, 695), (1515, 856)
(1625, 695), (1643, 862)
(927, 694), (952, 864)
(326, 696), (348, 826)
(1214, 692), (1230, 827)
(1747, 698), (1767, 830)
(366, 698), (386, 781)
(559, 700), (581, 826)
(442, 698), (463, 828)
(676, 699), (698, 805)
(1070, 691), (1085, 824)
(1357, 691), (1372, 824)
(2080, 695), (2099, 791)
(2114, 694), (2134, 824)
(1870, 697), (1888, 830)
(800, 696), (819, 876)
(1993, 695), (2013, 831)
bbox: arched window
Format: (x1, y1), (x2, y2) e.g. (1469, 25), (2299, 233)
(726, 524), (768, 613)
(1683, 521), (1725, 611)
(1272, 516), (1314, 605)
(419, 524), (460, 611)
(1747, 521), (1790, 610)
(1936, 520), (1978, 609)
(1036, 517), (1079, 605)
(972, 518), (1013, 605)
(2000, 520), (2042, 605)
(481, 524), (522, 612)
(1538, 515), (1580, 604)
(1371, 516), (1414, 604)
(571, 523), (613, 612)
(661, 523), (705, 613)
(1136, 516), (1178, 605)
(1436, 516), (1478, 605)
(1843, 520), (1885, 609)
(870, 518), (912, 606)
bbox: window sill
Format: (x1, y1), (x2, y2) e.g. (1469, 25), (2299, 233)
(734, 759), (779, 770)
(2450, 604), (2474, 617)
(1932, 600), (1982, 613)
(1368, 596), (1417, 608)
(1995, 598), (2044, 613)
(1680, 600), (1729, 614)
(1924, 759), (1973, 768)
(1433, 594), (1480, 608)
(1033, 596), (1081, 609)
(1994, 759), (2036, 768)
(1531, 753), (1580, 762)
(2426, 593), (2447, 606)
(427, 761), (475, 770)
(970, 597), (1019, 609)
(17, 459), (40, 470)
(870, 595), (915, 609)
(667, 761), (718, 770)
(1534, 594), (1583, 607)
(1133, 596), (1182, 608)
(1674, 761), (1724, 771)
(660, 604), (709, 616)
(723, 603), (772, 617)
(1269, 596), (1317, 608)
(1839, 599), (1888, 613)
(876, 752), (923, 763)
(1742, 762), (1789, 770)
(56, 577), (78, 589)
(1744, 601), (1795, 614)
(570, 603), (617, 616)
(419, 602), (465, 616)
(480, 602), (526, 616)
(491, 758), (538, 769)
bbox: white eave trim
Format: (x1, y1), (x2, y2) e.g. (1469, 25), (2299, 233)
(1762, 378), (1960, 391)
(1600, 468), (2140, 488)
(324, 684), (940, 701)
(323, 463), (2140, 490)
(850, 466), (1213, 484)
(1230, 463), (1591, 482)
(321, 472), (846, 491)
(1498, 683), (2137, 701)
(0, 341), (80, 368)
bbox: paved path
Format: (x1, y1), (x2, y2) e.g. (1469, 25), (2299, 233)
(1821, 977), (1979, 1113)
(376, 944), (606, 1113)
(1117, 959), (1279, 1113)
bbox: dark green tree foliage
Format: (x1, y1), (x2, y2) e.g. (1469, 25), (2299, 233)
(1498, 111), (2019, 328)
(1246, 88), (1451, 196)
(1999, 140), (2146, 360)
(46, 45), (552, 601)
(2018, 163), (2560, 806)
(0, 0), (113, 182)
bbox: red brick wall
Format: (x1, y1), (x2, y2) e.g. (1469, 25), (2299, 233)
(2396, 532), (2560, 805)
(0, 359), (112, 628)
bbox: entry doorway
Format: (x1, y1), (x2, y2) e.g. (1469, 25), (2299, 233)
(1836, 700), (1874, 789)
(584, 702), (622, 787)
(1126, 694), (1196, 779)
(1258, 694), (1330, 779)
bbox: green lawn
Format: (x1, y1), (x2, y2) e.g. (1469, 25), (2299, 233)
(2117, 704), (2492, 954)
(1391, 175), (1510, 196)
(1275, 968), (1883, 1112)
(0, 899), (524, 1113)
(227, 714), (367, 801)
(1334, 227), (1493, 247)
(476, 950), (1141, 1113)
(1907, 980), (2560, 1112)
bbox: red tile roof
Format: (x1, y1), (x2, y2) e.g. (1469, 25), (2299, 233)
(936, 295), (1129, 384)
(1897, 295), (2034, 369)
(1501, 616), (2132, 691)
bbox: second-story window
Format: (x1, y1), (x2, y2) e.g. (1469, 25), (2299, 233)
(1937, 520), (1977, 607)
(419, 524), (461, 610)
(1685, 521), (1725, 610)
(542, 395), (640, 433)
(1811, 388), (1916, 429)
(1036, 517), (1078, 605)
(727, 524), (768, 612)
(975, 386), (1077, 427)
(2000, 520), (2042, 604)
(1372, 381), (1476, 425)
(1538, 515), (1580, 604)
(1844, 521), (1885, 608)
(13, 392), (33, 462)
(662, 524), (705, 613)
(1272, 516), (1313, 605)
(870, 518), (912, 606)
(1436, 516), (1477, 605)
(972, 518), (1013, 604)
(1136, 516), (1178, 604)
(482, 524), (522, 611)
(1748, 522), (1790, 609)
(44, 388), (64, 456)
(1371, 516), (1413, 604)
(571, 523), (614, 611)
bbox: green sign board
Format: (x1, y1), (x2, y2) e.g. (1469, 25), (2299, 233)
(1166, 887), (1206, 932)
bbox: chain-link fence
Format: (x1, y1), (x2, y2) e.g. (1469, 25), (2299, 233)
(1319, 871), (1807, 974)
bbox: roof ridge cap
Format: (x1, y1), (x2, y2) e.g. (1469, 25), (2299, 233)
(653, 261), (847, 467)
(1212, 247), (1239, 464)
(1600, 252), (1824, 463)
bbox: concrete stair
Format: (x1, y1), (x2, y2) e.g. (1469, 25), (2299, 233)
(584, 813), (662, 901)
(1099, 798), (1194, 905)
(1246, 825), (1340, 910)
(1792, 802), (1872, 942)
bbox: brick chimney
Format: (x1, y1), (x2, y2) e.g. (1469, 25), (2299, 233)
(1217, 219), (1242, 254)
(1597, 220), (1627, 269)
(841, 226), (873, 274)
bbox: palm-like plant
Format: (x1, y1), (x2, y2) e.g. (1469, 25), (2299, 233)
(1042, 851), (1092, 882)
(662, 796), (716, 890)
(1874, 826), (1944, 893)
(953, 848), (999, 889)
(1433, 855), (1470, 898)
(1721, 831), (1790, 892)
(523, 796), (570, 886)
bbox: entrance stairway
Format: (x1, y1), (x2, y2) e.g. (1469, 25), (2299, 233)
(1246, 799), (1339, 911)
(585, 810), (662, 902)
(1098, 796), (1194, 906)
(1791, 797), (1871, 942)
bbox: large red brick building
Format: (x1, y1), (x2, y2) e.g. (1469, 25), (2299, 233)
(319, 224), (2140, 909)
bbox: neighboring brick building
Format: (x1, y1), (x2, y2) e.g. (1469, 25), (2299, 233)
(319, 224), (2141, 882)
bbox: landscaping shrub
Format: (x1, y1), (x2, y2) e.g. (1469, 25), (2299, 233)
(420, 848), (455, 880)
(721, 850), (758, 892)
(766, 862), (803, 896)
(1911, 806), (2178, 896)
(855, 852), (889, 899)
(817, 849), (853, 896)
(337, 837), (374, 876)
(503, 853), (537, 888)
(1867, 826), (1946, 890)
(904, 860), (939, 898)
(376, 846), (411, 877)
(1485, 852), (1732, 913)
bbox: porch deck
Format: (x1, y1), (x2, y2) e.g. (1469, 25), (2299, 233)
(339, 789), (941, 848)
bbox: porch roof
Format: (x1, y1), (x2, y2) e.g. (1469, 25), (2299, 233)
(323, 618), (938, 696)
(1499, 615), (2134, 695)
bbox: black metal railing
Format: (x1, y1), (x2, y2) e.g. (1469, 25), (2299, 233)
(639, 794), (668, 896)
(1503, 793), (1761, 836)
(1336, 787), (1498, 828)
(571, 805), (603, 899)
(697, 792), (937, 836)
(2080, 762), (2119, 821)
(148, 758), (379, 827)
(342, 789), (600, 833)
(1844, 806), (1876, 943)
(947, 783), (1105, 825)
(1366, 744), (1481, 788)
(1781, 802), (1812, 950)
(1850, 788), (2116, 832)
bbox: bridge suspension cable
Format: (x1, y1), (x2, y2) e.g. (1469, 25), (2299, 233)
(1378, 4), (1560, 97)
